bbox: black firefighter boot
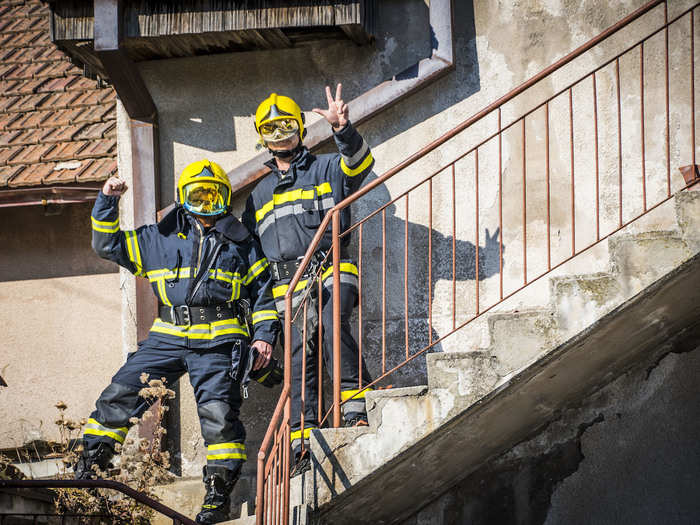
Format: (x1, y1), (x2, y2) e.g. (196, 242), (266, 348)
(73, 442), (115, 480)
(195, 465), (239, 524)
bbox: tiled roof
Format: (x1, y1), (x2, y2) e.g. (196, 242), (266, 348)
(0, 0), (116, 190)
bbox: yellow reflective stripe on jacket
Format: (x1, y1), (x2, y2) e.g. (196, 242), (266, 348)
(156, 279), (172, 307)
(243, 258), (268, 285)
(272, 278), (309, 298)
(150, 318), (249, 339)
(206, 442), (247, 461)
(84, 418), (128, 444)
(124, 230), (144, 276)
(321, 262), (359, 281)
(255, 182), (333, 222)
(251, 309), (278, 325)
(290, 427), (317, 442)
(340, 152), (374, 177)
(91, 216), (120, 233)
(340, 388), (373, 402)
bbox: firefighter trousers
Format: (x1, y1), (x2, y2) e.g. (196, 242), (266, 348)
(288, 278), (372, 449)
(82, 337), (247, 473)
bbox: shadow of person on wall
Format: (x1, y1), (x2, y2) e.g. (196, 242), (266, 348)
(330, 171), (505, 389)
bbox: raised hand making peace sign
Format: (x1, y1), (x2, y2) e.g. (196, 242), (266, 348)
(312, 83), (348, 130)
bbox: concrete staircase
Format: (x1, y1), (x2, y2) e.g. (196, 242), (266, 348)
(287, 190), (700, 525)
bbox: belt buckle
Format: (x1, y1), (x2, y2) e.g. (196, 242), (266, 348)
(270, 262), (280, 281)
(171, 305), (190, 327)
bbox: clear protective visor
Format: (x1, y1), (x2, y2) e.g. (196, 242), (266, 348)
(259, 118), (299, 143)
(182, 181), (229, 216)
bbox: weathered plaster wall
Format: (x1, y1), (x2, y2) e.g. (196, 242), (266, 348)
(112, 0), (700, 516)
(401, 330), (700, 525)
(0, 203), (122, 449)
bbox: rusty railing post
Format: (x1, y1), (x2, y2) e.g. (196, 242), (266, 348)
(332, 211), (342, 428)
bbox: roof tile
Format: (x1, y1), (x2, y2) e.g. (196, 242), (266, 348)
(0, 2), (117, 190)
(41, 124), (85, 144)
(8, 161), (54, 187)
(0, 129), (21, 145)
(42, 140), (89, 162)
(77, 158), (118, 183)
(8, 129), (42, 146)
(0, 163), (24, 187)
(7, 142), (53, 165)
(0, 144), (23, 165)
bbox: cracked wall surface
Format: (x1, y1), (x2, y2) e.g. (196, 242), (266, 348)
(401, 333), (700, 525)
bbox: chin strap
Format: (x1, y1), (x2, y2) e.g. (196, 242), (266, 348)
(268, 143), (303, 159)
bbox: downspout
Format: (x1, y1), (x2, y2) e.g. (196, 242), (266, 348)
(228, 0), (455, 193)
(93, 0), (160, 343)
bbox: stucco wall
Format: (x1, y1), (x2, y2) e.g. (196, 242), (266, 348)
(401, 330), (700, 525)
(113, 0), (699, 509)
(0, 203), (122, 449)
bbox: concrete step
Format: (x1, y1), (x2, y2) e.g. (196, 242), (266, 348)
(294, 191), (700, 524)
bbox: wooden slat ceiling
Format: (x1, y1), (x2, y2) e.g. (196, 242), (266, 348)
(49, 1), (375, 68)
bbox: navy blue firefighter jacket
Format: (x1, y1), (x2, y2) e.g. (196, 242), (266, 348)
(242, 122), (374, 306)
(91, 192), (279, 349)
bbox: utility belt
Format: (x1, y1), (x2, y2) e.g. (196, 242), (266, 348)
(159, 304), (239, 327)
(269, 250), (329, 282)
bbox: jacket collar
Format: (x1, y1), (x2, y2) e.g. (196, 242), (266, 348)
(158, 205), (249, 243)
(263, 147), (315, 182)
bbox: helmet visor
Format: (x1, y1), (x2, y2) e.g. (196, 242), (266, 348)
(259, 118), (299, 143)
(182, 181), (229, 216)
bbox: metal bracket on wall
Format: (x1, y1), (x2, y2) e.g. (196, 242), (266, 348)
(227, 0), (455, 194)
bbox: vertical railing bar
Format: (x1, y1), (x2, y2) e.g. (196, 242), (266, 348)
(282, 425), (290, 525)
(498, 107), (504, 299)
(692, 9), (696, 166)
(641, 42), (647, 212)
(404, 194), (409, 359)
(475, 148), (480, 313)
(522, 117), (527, 285)
(428, 178), (433, 344)
(273, 439), (279, 525)
(569, 87), (575, 257)
(331, 211), (341, 429)
(452, 163), (457, 330)
(300, 300), (307, 455)
(358, 224), (363, 389)
(317, 275), (323, 424)
(617, 57), (623, 227)
(593, 72), (600, 241)
(546, 101), (551, 270)
(665, 0), (671, 197)
(381, 208), (387, 374)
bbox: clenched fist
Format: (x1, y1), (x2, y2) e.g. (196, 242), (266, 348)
(102, 176), (128, 196)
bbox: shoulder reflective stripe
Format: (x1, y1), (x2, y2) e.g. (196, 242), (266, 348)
(340, 388), (373, 402)
(321, 262), (359, 281)
(341, 139), (370, 168)
(272, 279), (309, 298)
(255, 182), (333, 222)
(340, 152), (374, 177)
(91, 216), (120, 233)
(124, 231), (144, 276)
(289, 427), (317, 442)
(251, 310), (279, 324)
(243, 258), (268, 285)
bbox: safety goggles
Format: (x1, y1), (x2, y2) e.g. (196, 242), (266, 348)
(182, 181), (229, 216)
(259, 118), (300, 142)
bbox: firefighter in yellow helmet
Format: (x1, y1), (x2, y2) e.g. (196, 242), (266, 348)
(243, 85), (375, 476)
(78, 160), (281, 524)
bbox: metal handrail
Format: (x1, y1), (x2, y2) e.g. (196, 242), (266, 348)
(0, 479), (197, 525)
(257, 1), (692, 523)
